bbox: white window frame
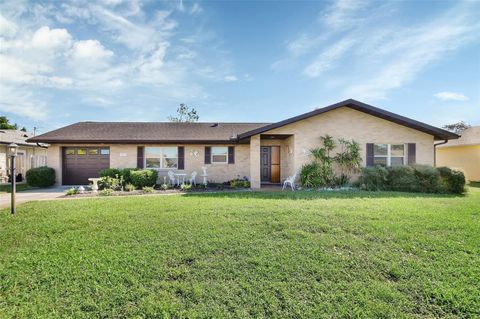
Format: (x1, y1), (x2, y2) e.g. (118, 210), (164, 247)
(374, 144), (406, 167)
(144, 147), (178, 169)
(211, 146), (228, 164)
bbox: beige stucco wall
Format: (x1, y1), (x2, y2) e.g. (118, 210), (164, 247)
(256, 107), (435, 181)
(437, 145), (480, 181)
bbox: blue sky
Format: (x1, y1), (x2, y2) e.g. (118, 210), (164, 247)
(0, 0), (479, 135)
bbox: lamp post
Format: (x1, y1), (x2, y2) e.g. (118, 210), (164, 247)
(8, 143), (18, 215)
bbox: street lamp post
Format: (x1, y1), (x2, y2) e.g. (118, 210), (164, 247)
(8, 143), (18, 215)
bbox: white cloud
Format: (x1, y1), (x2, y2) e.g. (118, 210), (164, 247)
(434, 91), (469, 101)
(303, 37), (355, 78)
(0, 14), (17, 37)
(71, 39), (114, 69)
(224, 75), (238, 82)
(0, 85), (48, 120)
(31, 26), (72, 51)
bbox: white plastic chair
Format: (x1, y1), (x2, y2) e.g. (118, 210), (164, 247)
(167, 170), (176, 186)
(282, 174), (297, 191)
(188, 171), (197, 186)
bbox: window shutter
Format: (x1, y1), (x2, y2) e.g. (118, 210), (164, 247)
(137, 146), (144, 168)
(228, 146), (235, 164)
(366, 143), (374, 167)
(408, 143), (416, 165)
(204, 146), (211, 164)
(178, 146), (185, 170)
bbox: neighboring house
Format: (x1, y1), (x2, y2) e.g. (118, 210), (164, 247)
(437, 126), (480, 182)
(27, 99), (458, 188)
(0, 130), (48, 183)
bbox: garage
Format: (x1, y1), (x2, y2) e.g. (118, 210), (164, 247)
(62, 147), (110, 185)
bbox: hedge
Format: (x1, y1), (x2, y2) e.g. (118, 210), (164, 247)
(26, 166), (56, 187)
(130, 169), (158, 188)
(360, 165), (465, 194)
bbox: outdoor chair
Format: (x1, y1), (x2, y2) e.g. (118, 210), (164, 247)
(282, 174), (297, 191)
(188, 171), (197, 186)
(167, 170), (176, 186)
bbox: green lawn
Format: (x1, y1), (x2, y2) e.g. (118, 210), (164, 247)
(1, 189), (479, 318)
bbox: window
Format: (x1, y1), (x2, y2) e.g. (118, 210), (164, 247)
(88, 148), (98, 155)
(77, 148), (87, 155)
(211, 146), (228, 163)
(374, 144), (405, 166)
(100, 148), (110, 155)
(145, 147), (178, 169)
(65, 148), (75, 155)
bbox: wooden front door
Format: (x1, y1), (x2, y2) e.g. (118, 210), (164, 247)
(260, 146), (280, 183)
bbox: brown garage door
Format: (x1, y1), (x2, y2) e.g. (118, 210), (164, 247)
(62, 147), (110, 185)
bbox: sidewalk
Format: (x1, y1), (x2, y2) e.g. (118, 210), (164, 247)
(0, 186), (69, 209)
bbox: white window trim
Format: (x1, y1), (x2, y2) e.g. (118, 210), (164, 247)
(374, 144), (406, 167)
(144, 147), (178, 170)
(211, 146), (228, 164)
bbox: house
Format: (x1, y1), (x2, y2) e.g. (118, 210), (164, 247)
(0, 130), (48, 183)
(436, 126), (480, 182)
(27, 99), (458, 188)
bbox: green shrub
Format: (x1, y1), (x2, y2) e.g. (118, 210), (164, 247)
(99, 188), (114, 196)
(65, 187), (78, 196)
(142, 186), (155, 193)
(98, 176), (122, 190)
(130, 169), (158, 188)
(120, 168), (138, 184)
(360, 166), (389, 191)
(125, 183), (136, 192)
(180, 183), (192, 191)
(99, 168), (121, 178)
(229, 179), (250, 188)
(300, 162), (324, 188)
(161, 183), (169, 191)
(388, 165), (417, 192)
(438, 167), (466, 194)
(414, 165), (441, 193)
(25, 166), (55, 187)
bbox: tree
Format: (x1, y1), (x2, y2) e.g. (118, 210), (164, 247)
(0, 116), (18, 129)
(442, 121), (470, 134)
(20, 127), (27, 132)
(168, 104), (199, 122)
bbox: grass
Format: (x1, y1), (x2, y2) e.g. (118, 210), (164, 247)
(0, 183), (31, 193)
(1, 189), (479, 318)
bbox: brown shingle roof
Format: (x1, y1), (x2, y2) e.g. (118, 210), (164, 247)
(27, 122), (271, 144)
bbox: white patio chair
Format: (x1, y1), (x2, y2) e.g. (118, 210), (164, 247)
(188, 171), (197, 186)
(282, 174), (297, 191)
(167, 170), (176, 186)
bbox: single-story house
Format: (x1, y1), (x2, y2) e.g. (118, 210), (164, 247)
(27, 99), (458, 188)
(0, 130), (48, 183)
(437, 126), (480, 182)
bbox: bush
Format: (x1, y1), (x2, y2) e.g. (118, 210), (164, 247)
(388, 166), (417, 192)
(161, 183), (169, 191)
(65, 187), (78, 196)
(125, 183), (136, 192)
(142, 186), (155, 193)
(300, 162), (323, 188)
(99, 168), (122, 178)
(130, 169), (158, 188)
(414, 165), (441, 193)
(98, 176), (122, 190)
(229, 179), (250, 188)
(360, 166), (389, 191)
(26, 166), (55, 187)
(180, 183), (192, 191)
(438, 166), (466, 194)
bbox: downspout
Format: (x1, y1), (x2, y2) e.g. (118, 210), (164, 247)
(433, 139), (448, 167)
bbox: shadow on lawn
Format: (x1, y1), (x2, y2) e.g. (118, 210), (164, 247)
(185, 190), (463, 201)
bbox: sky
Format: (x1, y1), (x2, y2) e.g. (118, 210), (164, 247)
(0, 0), (479, 135)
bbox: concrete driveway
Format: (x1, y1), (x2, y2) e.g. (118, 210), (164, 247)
(0, 186), (68, 209)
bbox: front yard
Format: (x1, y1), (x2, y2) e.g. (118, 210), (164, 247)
(1, 189), (479, 318)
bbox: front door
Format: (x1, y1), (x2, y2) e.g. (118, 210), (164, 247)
(260, 146), (280, 183)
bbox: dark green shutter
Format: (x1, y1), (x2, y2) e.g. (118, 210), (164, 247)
(137, 146), (144, 168)
(178, 146), (185, 170)
(205, 146), (211, 164)
(228, 146), (235, 164)
(408, 143), (416, 165)
(366, 143), (374, 167)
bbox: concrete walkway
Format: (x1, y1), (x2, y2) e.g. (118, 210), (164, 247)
(0, 186), (69, 209)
